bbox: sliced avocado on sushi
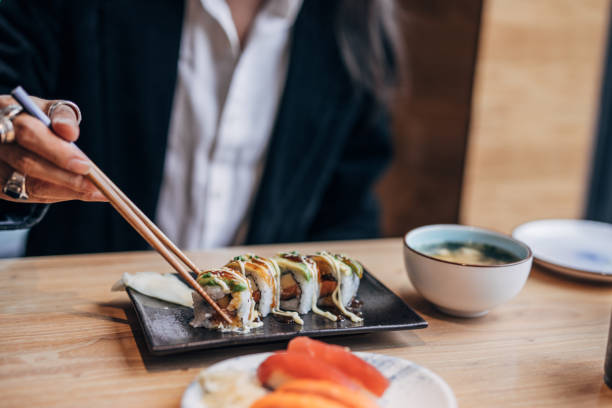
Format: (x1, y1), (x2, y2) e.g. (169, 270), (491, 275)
(347, 259), (363, 278)
(274, 255), (312, 281)
(197, 272), (232, 292)
(227, 280), (247, 292)
(335, 254), (364, 278)
(197, 272), (218, 286)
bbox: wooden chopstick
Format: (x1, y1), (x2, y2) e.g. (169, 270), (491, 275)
(90, 163), (203, 280)
(87, 167), (233, 324)
(10, 86), (232, 325)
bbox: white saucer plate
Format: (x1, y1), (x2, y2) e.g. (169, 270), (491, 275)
(512, 219), (612, 283)
(181, 351), (457, 408)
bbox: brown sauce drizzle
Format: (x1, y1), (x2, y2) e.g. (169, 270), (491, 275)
(272, 314), (298, 324)
(315, 296), (363, 321)
(351, 298), (363, 308)
(282, 255), (303, 263)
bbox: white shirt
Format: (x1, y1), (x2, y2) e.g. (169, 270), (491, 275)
(156, 0), (302, 250)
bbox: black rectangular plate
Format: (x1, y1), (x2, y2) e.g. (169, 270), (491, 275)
(127, 270), (427, 355)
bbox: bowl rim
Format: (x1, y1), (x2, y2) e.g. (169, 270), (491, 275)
(403, 224), (534, 268)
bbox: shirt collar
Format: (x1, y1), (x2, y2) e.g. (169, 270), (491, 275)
(199, 0), (303, 54)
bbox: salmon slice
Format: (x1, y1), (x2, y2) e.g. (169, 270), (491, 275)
(250, 392), (347, 408)
(287, 337), (390, 397)
(257, 352), (360, 391)
(276, 380), (379, 408)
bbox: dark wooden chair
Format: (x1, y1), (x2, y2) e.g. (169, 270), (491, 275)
(587, 8), (612, 224)
(376, 0), (483, 237)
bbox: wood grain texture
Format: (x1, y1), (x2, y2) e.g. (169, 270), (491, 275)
(462, 0), (610, 233)
(1, 239), (611, 407)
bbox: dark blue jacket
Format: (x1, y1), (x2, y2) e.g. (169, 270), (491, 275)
(0, 0), (391, 256)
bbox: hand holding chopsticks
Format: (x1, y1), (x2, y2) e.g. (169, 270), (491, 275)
(10, 86), (232, 324)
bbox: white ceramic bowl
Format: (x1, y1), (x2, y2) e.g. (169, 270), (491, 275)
(403, 224), (533, 317)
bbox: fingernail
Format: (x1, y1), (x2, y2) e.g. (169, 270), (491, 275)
(53, 119), (80, 141)
(67, 158), (91, 174)
(54, 117), (75, 126)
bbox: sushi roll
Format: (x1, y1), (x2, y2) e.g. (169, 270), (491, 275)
(226, 255), (277, 318)
(333, 253), (363, 308)
(190, 267), (261, 332)
(308, 252), (363, 322)
(245, 254), (304, 324)
(275, 251), (336, 321)
(226, 254), (304, 325)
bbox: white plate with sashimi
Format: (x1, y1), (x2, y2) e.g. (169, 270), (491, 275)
(181, 337), (457, 408)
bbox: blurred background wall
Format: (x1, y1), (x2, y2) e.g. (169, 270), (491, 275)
(462, 0), (609, 233)
(378, 0), (611, 236)
(376, 0), (482, 236)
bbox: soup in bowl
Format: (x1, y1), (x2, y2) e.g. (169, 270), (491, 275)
(404, 224), (533, 317)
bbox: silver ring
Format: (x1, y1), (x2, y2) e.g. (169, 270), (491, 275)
(0, 105), (22, 144)
(0, 116), (15, 144)
(48, 100), (82, 125)
(0, 104), (23, 120)
(2, 171), (29, 200)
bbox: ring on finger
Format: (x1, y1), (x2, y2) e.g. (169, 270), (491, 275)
(2, 170), (29, 200)
(0, 116), (15, 144)
(0, 104), (23, 121)
(48, 100), (82, 125)
(0, 105), (23, 144)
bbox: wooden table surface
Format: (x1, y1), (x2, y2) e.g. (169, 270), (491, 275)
(1, 238), (611, 407)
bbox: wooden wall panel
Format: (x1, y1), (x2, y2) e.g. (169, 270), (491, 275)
(376, 0), (483, 237)
(461, 0), (609, 233)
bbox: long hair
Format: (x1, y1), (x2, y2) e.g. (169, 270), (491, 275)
(336, 0), (404, 106)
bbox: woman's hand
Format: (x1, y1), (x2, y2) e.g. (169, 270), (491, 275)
(0, 95), (106, 203)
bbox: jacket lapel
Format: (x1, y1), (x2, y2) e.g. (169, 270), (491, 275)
(246, 0), (361, 243)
